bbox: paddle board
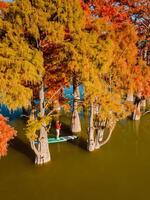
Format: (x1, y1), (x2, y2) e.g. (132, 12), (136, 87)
(35, 135), (78, 144)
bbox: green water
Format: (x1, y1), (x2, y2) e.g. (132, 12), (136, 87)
(0, 115), (150, 200)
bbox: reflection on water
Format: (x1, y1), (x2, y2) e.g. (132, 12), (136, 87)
(0, 115), (150, 200)
(132, 120), (140, 156)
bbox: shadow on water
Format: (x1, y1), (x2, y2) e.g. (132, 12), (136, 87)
(10, 137), (35, 162)
(71, 137), (87, 150)
(60, 119), (88, 150)
(61, 123), (72, 136)
(58, 112), (88, 150)
(9, 118), (35, 162)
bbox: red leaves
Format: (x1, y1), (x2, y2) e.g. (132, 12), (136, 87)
(89, 0), (129, 26)
(80, 0), (90, 14)
(131, 65), (150, 97)
(0, 115), (16, 157)
(0, 2), (8, 9)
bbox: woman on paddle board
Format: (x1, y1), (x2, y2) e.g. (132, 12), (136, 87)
(55, 120), (61, 139)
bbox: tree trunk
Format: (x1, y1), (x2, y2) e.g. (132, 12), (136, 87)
(133, 103), (141, 120)
(95, 128), (104, 149)
(95, 121), (106, 150)
(133, 92), (142, 121)
(141, 99), (146, 112)
(99, 121), (116, 148)
(35, 83), (51, 164)
(143, 97), (150, 116)
(146, 98), (150, 108)
(126, 90), (134, 102)
(87, 102), (95, 152)
(71, 77), (81, 133)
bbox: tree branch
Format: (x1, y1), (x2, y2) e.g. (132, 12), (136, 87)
(99, 122), (116, 148)
(30, 140), (40, 157)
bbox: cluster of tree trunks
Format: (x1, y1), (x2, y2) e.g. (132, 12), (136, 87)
(126, 91), (149, 121)
(29, 87), (150, 162)
(87, 102), (116, 152)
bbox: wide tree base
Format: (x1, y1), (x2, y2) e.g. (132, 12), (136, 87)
(35, 154), (51, 165)
(71, 110), (81, 133)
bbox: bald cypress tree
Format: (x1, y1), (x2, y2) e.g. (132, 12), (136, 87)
(0, 0), (66, 164)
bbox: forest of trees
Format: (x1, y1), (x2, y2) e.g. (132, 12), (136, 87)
(0, 0), (149, 164)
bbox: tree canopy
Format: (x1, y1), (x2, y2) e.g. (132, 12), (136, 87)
(0, 0), (149, 160)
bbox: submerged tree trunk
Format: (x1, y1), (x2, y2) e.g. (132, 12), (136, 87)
(95, 120), (106, 150)
(133, 92), (142, 121)
(71, 76), (81, 133)
(87, 102), (95, 152)
(35, 83), (51, 164)
(133, 103), (141, 120)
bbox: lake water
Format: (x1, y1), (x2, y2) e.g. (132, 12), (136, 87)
(0, 115), (150, 200)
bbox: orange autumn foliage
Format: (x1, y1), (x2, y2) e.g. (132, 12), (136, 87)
(88, 0), (129, 27)
(0, 115), (16, 157)
(0, 2), (8, 9)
